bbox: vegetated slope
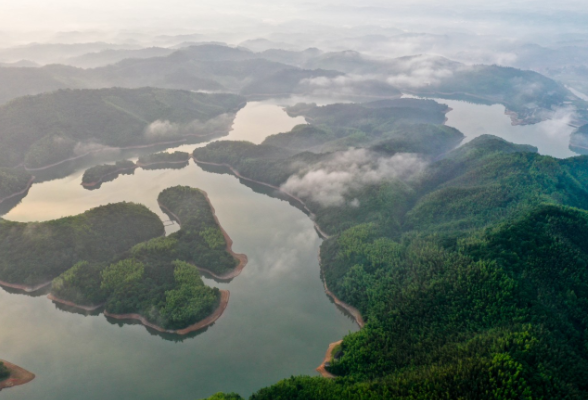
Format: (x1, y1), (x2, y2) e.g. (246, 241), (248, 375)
(136, 151), (191, 169)
(0, 87), (245, 168)
(264, 49), (581, 124)
(0, 202), (163, 286)
(0, 361), (9, 381)
(0, 45), (345, 105)
(266, 100), (459, 154)
(198, 125), (588, 398)
(51, 186), (238, 330)
(0, 168), (32, 199)
(81, 160), (137, 189)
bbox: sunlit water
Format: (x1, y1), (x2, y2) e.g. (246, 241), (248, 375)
(431, 98), (577, 158)
(0, 101), (356, 400)
(0, 97), (577, 399)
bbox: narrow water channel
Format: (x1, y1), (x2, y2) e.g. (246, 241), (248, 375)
(0, 101), (356, 400)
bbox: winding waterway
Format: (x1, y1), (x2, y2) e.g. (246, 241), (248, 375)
(0, 97), (578, 399)
(0, 100), (354, 400)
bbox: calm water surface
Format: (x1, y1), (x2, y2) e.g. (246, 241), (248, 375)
(433, 98), (577, 158)
(0, 101), (355, 400)
(1, 97), (575, 399)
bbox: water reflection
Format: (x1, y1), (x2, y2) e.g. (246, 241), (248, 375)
(0, 101), (358, 400)
(430, 98), (577, 158)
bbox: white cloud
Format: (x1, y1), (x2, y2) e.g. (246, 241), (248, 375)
(281, 148), (426, 207)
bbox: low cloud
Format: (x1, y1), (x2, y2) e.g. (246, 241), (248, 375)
(74, 141), (120, 156)
(144, 113), (236, 140)
(281, 148), (427, 207)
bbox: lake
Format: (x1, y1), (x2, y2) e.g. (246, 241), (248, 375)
(0, 96), (576, 399)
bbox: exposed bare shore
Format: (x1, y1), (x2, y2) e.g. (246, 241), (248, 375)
(104, 289), (230, 335)
(0, 360), (35, 390)
(0, 177), (35, 205)
(192, 157), (331, 239)
(158, 191), (248, 281)
(322, 277), (365, 328)
(316, 340), (343, 378)
(0, 279), (51, 293)
(47, 293), (104, 311)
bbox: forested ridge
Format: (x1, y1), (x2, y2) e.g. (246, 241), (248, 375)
(51, 186), (237, 330)
(0, 168), (32, 199)
(0, 362), (9, 381)
(0, 87), (245, 168)
(196, 102), (588, 398)
(0, 202), (163, 286)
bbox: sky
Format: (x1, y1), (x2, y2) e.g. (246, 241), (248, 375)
(2, 0), (588, 34)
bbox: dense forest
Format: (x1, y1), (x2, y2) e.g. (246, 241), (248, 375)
(197, 107), (588, 398)
(0, 87), (245, 168)
(0, 361), (9, 381)
(51, 186), (237, 330)
(81, 160), (136, 188)
(0, 202), (163, 286)
(0, 167), (32, 199)
(136, 151), (191, 169)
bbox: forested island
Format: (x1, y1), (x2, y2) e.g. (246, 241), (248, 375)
(194, 99), (588, 398)
(81, 160), (137, 188)
(0, 202), (164, 290)
(81, 152), (191, 189)
(51, 186), (246, 332)
(136, 151), (191, 169)
(0, 360), (35, 390)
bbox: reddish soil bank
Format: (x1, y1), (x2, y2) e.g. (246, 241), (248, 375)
(0, 279), (51, 293)
(322, 279), (365, 328)
(316, 340), (343, 378)
(0, 177), (35, 205)
(0, 360), (35, 390)
(104, 289), (230, 335)
(192, 157), (331, 239)
(158, 191), (248, 281)
(47, 294), (104, 311)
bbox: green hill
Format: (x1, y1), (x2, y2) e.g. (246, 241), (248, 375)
(52, 186), (237, 330)
(0, 87), (245, 169)
(197, 123), (588, 398)
(0, 202), (163, 286)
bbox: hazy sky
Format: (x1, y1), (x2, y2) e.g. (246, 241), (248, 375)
(2, 0), (588, 32)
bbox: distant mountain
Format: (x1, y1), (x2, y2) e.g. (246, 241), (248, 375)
(65, 47), (174, 68)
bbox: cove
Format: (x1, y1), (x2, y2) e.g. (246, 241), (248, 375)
(0, 100), (356, 400)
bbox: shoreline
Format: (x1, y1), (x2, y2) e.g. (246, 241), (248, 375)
(82, 157), (192, 188)
(104, 289), (230, 335)
(0, 279), (51, 293)
(0, 176), (36, 205)
(192, 156), (331, 239)
(23, 131), (225, 172)
(47, 293), (104, 311)
(316, 340), (343, 379)
(81, 165), (138, 187)
(0, 360), (35, 390)
(158, 191), (248, 281)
